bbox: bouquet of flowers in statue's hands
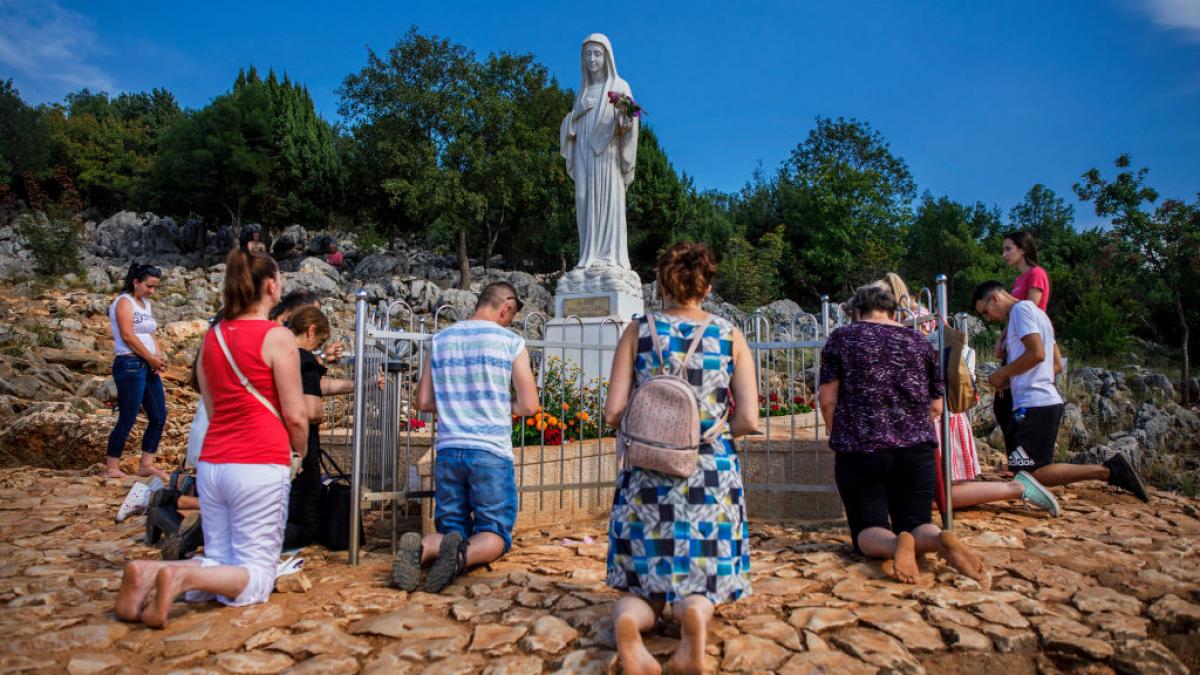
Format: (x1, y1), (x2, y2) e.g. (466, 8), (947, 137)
(608, 91), (644, 119)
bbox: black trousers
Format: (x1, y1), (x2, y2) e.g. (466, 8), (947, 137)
(835, 442), (936, 553)
(284, 446), (322, 549)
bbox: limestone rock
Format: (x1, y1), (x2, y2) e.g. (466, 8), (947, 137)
(969, 601), (1030, 629)
(435, 288), (480, 320)
(1112, 639), (1189, 675)
(1071, 586), (1143, 616)
(215, 651), (295, 674)
(977, 623), (1037, 653)
(274, 570), (312, 594)
(519, 615), (579, 654)
(856, 607), (945, 653)
(779, 650), (876, 674)
(482, 655), (545, 675)
(736, 614), (802, 651)
(469, 623), (527, 653)
(939, 623), (993, 651)
(557, 648), (618, 675)
(267, 623), (371, 658)
(282, 654), (361, 674)
(829, 627), (923, 673)
(1147, 593), (1200, 633)
(720, 635), (792, 672)
(66, 653), (124, 675)
(1045, 635), (1115, 661)
(1086, 612), (1150, 640)
(30, 623), (130, 651)
(788, 607), (858, 633)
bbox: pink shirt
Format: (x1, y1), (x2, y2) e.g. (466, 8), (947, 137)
(1012, 266), (1050, 310)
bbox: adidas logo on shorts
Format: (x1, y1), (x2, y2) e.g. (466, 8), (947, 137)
(1009, 446), (1036, 468)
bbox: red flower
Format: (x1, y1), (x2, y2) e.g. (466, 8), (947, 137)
(768, 392), (779, 402)
(544, 427), (563, 446)
(771, 404), (780, 412)
(793, 396), (804, 404)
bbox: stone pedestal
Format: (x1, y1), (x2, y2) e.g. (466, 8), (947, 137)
(546, 270), (644, 382)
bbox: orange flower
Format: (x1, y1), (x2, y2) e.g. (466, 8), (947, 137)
(526, 418), (535, 427)
(578, 412), (590, 422)
(561, 403), (570, 410)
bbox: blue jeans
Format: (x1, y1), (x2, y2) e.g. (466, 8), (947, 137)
(106, 355), (168, 459)
(434, 448), (518, 552)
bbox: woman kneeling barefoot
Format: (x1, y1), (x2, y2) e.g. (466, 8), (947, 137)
(818, 284), (987, 585)
(604, 243), (760, 675)
(115, 247), (308, 627)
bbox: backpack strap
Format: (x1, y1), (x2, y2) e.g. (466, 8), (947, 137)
(645, 313), (668, 376)
(681, 316), (730, 443)
(678, 316), (714, 378)
(214, 323), (282, 421)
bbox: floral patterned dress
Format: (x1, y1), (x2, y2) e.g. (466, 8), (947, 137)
(606, 313), (751, 604)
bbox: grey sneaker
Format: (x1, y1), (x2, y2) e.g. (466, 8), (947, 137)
(1014, 471), (1061, 517)
(391, 532), (423, 592)
(421, 531), (466, 593)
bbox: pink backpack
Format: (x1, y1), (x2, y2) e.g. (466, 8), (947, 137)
(618, 314), (729, 477)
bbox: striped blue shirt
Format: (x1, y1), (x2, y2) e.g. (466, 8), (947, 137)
(430, 320), (525, 459)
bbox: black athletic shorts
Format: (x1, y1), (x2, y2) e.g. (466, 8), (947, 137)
(834, 443), (936, 553)
(1004, 403), (1064, 472)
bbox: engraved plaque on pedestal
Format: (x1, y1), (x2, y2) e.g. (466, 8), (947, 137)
(560, 295), (612, 318)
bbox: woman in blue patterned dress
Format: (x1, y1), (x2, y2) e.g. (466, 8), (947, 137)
(604, 242), (760, 675)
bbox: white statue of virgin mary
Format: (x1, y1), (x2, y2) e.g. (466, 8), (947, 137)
(557, 33), (642, 298)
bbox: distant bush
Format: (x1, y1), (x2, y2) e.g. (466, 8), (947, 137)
(14, 210), (83, 277)
(14, 168), (84, 277)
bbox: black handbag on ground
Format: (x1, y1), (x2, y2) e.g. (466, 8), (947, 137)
(318, 450), (364, 551)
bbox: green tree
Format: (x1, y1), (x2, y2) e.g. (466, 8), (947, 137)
(905, 193), (998, 305)
(251, 70), (343, 228)
(715, 224), (786, 309)
(51, 88), (181, 212)
(0, 80), (56, 187)
(1075, 155), (1199, 404)
(149, 66), (341, 240)
(149, 74), (273, 240)
(340, 28), (572, 287)
(733, 117), (915, 301)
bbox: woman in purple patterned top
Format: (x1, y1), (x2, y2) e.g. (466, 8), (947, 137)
(818, 284), (986, 585)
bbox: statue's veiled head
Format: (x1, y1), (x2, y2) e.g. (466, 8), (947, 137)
(579, 33), (618, 87)
(584, 42), (607, 81)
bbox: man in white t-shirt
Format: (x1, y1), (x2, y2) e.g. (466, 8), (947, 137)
(974, 281), (1148, 503)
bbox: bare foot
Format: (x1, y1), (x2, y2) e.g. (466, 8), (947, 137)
(137, 465), (169, 482)
(667, 605), (706, 675)
(938, 531), (987, 583)
(102, 470), (128, 479)
(115, 560), (156, 621)
(141, 566), (186, 628)
(887, 531), (919, 584)
(615, 613), (661, 675)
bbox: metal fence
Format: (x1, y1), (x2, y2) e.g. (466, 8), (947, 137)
(337, 276), (959, 564)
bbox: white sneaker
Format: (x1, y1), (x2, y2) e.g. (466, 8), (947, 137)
(115, 481), (151, 523)
(277, 556), (305, 577)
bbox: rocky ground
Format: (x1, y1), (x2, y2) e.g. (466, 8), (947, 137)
(1, 466), (1198, 674)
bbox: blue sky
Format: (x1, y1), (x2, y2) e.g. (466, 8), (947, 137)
(3, 0), (1198, 229)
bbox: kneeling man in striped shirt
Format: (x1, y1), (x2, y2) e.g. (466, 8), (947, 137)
(392, 282), (540, 593)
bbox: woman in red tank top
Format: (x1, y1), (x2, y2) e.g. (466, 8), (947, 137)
(115, 248), (308, 628)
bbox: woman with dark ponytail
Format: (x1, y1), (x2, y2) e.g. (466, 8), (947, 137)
(105, 262), (168, 480)
(115, 248), (308, 628)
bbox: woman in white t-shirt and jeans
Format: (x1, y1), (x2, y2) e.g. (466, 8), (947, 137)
(105, 263), (169, 480)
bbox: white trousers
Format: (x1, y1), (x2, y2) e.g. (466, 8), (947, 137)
(189, 461), (290, 606)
